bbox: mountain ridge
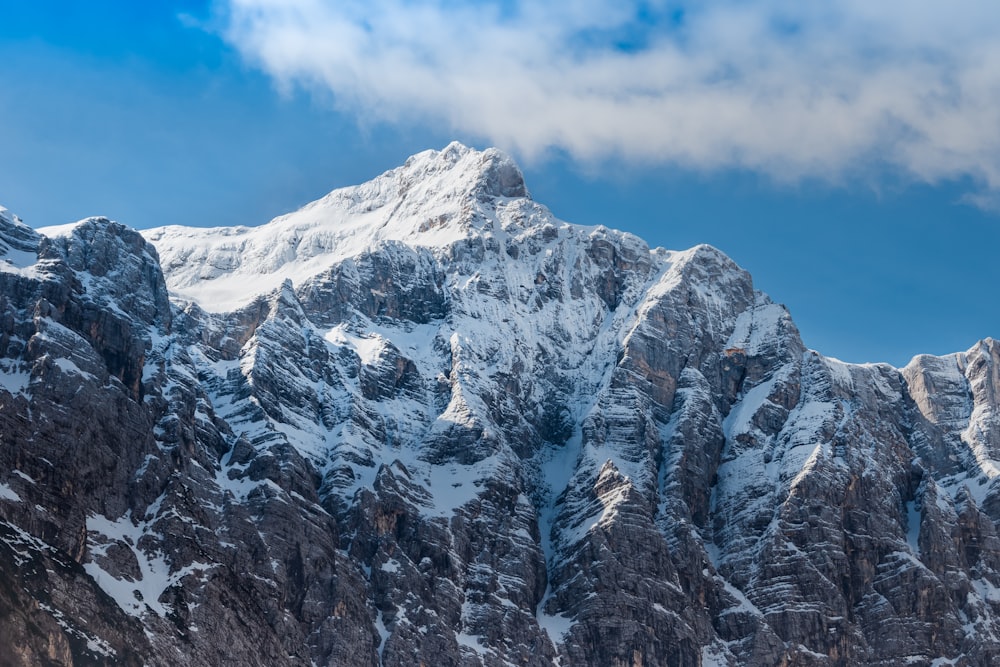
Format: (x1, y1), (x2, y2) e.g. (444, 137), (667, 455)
(116, 142), (533, 312)
(2, 144), (1000, 666)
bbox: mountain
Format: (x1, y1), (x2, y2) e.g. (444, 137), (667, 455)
(2, 143), (1000, 666)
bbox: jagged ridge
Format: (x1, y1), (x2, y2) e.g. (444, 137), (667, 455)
(1, 144), (1000, 666)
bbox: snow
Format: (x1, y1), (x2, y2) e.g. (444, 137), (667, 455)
(782, 398), (837, 450)
(712, 571), (764, 618)
(726, 300), (788, 356)
(374, 608), (390, 660)
(535, 426), (585, 562)
(84, 511), (215, 618)
(53, 357), (97, 381)
(906, 500), (921, 554)
(421, 457), (497, 517)
(143, 144), (522, 312)
(325, 327), (390, 367)
(906, 343), (1000, 507)
(704, 542), (721, 570)
(536, 608), (574, 646)
(0, 483), (22, 502)
(972, 577), (1000, 605)
(86, 637), (117, 658)
(0, 207), (40, 275)
(701, 645), (732, 667)
(455, 631), (487, 655)
(0, 365), (30, 395)
(36, 220), (88, 238)
(12, 470), (34, 484)
(787, 443), (824, 490)
(723, 373), (781, 436)
(358, 320), (444, 379)
(0, 247), (38, 273)
(824, 357), (856, 392)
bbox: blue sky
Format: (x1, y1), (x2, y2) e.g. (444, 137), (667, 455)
(1, 1), (998, 366)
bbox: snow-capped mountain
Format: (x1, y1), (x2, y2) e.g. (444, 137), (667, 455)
(2, 143), (1000, 666)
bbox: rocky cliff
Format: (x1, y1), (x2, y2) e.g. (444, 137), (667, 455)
(2, 145), (1000, 666)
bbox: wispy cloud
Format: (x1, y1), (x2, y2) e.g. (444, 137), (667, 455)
(218, 0), (1000, 194)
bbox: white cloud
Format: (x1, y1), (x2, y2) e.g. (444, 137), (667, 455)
(218, 0), (1000, 193)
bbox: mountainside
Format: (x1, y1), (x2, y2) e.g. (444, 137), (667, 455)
(2, 143), (1000, 666)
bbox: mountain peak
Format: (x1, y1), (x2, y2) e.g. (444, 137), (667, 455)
(142, 143), (534, 312)
(389, 141), (527, 202)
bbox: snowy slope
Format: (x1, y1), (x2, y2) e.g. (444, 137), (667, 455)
(141, 142), (529, 311)
(0, 205), (41, 275)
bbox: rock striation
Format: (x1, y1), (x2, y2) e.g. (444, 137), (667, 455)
(1, 145), (1000, 666)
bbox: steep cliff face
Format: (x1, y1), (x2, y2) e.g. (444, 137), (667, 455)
(2, 145), (1000, 666)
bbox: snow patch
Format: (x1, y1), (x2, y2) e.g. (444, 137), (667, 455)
(972, 577), (1000, 605)
(422, 457), (496, 517)
(0, 247), (39, 273)
(374, 608), (390, 660)
(824, 357), (856, 392)
(0, 366), (30, 396)
(0, 483), (22, 502)
(701, 644), (732, 667)
(726, 300), (788, 356)
(906, 500), (921, 554)
(53, 358), (97, 381)
(37, 220), (88, 238)
(536, 608), (574, 646)
(85, 512), (215, 618)
(12, 470), (34, 484)
(325, 327), (387, 366)
(455, 631), (488, 656)
(723, 373), (781, 436)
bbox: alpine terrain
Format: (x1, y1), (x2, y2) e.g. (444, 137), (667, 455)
(2, 143), (1000, 666)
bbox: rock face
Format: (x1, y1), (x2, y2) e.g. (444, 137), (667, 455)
(2, 145), (1000, 666)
